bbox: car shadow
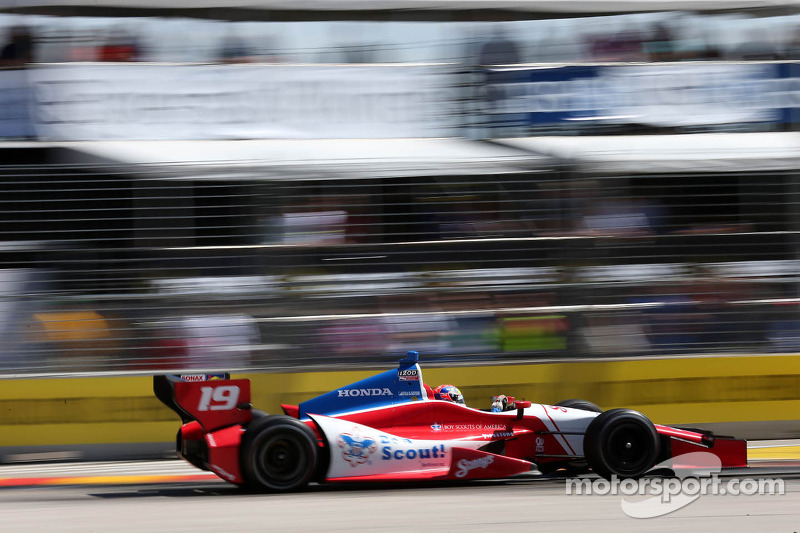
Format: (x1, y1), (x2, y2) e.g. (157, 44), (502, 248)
(89, 474), (566, 499)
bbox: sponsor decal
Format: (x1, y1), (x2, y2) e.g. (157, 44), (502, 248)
(180, 373), (226, 382)
(455, 456), (495, 478)
(431, 423), (442, 432)
(441, 423), (508, 431)
(381, 441), (446, 461)
(483, 430), (514, 439)
(398, 369), (420, 382)
(337, 430), (378, 467)
(337, 387), (393, 398)
(398, 390), (421, 397)
(536, 436), (545, 453)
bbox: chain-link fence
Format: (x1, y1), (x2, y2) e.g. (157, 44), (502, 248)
(1, 148), (798, 374)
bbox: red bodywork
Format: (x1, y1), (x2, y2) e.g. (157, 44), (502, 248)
(167, 377), (747, 486)
(655, 424), (748, 469)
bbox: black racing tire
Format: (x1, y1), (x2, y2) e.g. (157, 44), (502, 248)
(250, 409), (270, 420)
(240, 415), (318, 492)
(556, 399), (603, 413)
(583, 408), (660, 480)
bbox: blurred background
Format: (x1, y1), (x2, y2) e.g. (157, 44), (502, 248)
(2, 0), (800, 375)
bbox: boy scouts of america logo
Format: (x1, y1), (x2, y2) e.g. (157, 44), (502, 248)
(337, 430), (378, 467)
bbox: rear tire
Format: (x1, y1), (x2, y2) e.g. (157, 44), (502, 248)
(240, 415), (317, 492)
(583, 408), (660, 480)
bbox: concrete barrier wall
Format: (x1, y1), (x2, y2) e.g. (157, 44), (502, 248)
(2, 354), (799, 454)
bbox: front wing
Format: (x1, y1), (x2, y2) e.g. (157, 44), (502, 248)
(656, 425), (747, 469)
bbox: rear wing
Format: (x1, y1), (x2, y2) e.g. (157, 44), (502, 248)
(153, 373), (253, 432)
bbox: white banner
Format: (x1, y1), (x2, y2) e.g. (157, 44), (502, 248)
(28, 64), (454, 140)
(0, 69), (37, 139)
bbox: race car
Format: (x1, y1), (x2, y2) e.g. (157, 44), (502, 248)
(153, 351), (747, 491)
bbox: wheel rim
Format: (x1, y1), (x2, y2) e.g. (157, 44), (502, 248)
(604, 422), (652, 475)
(257, 434), (307, 486)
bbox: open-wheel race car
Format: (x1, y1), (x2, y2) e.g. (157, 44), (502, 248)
(153, 351), (747, 492)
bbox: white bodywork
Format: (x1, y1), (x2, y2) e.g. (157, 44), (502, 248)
(312, 415), (488, 479)
(528, 404), (601, 457)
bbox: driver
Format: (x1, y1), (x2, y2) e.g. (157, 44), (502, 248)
(433, 384), (466, 405)
(432, 384), (515, 412)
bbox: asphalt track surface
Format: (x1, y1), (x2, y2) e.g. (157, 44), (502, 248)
(2, 457), (800, 532)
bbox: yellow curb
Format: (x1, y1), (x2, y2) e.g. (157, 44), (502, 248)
(747, 445), (800, 460)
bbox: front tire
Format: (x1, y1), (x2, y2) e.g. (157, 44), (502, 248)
(551, 399), (602, 474)
(583, 408), (660, 480)
(556, 398), (602, 413)
(240, 415), (318, 492)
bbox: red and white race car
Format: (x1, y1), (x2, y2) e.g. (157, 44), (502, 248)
(153, 351), (747, 491)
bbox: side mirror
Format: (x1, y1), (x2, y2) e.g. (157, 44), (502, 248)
(515, 400), (531, 419)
